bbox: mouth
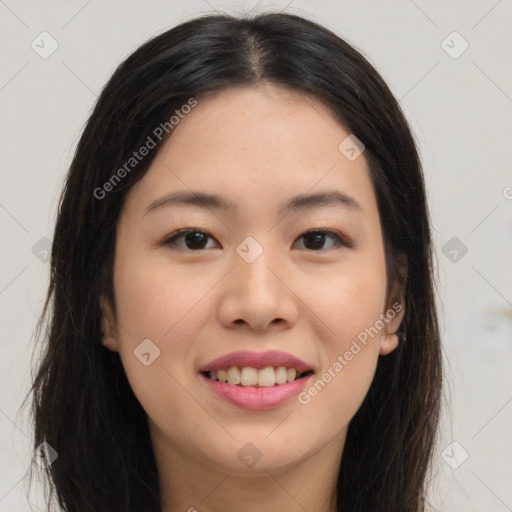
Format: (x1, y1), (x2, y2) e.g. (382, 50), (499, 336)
(198, 350), (315, 410)
(200, 366), (315, 388)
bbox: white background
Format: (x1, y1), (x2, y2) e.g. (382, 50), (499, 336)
(1, 1), (511, 510)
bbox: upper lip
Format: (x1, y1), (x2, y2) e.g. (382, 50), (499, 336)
(199, 350), (314, 373)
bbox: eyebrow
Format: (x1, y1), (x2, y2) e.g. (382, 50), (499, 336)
(144, 189), (362, 216)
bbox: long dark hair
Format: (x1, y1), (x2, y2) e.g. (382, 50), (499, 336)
(21, 11), (442, 512)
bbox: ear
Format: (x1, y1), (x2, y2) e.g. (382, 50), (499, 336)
(99, 295), (120, 352)
(379, 254), (408, 356)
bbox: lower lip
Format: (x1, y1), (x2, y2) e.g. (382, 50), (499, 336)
(200, 373), (313, 410)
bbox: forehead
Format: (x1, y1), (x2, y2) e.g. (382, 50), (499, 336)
(161, 84), (346, 167)
(124, 84), (378, 221)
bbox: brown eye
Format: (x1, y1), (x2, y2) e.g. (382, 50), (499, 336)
(295, 229), (351, 251)
(163, 229), (219, 250)
(162, 228), (351, 252)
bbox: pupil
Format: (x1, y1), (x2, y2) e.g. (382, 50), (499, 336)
(304, 232), (324, 250)
(186, 231), (207, 249)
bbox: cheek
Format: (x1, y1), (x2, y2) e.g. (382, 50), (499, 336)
(295, 325), (382, 445)
(298, 250), (387, 420)
(307, 246), (388, 351)
(110, 263), (214, 448)
(113, 245), (208, 340)
(111, 248), (209, 396)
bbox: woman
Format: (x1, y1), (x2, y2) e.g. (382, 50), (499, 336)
(25, 11), (442, 512)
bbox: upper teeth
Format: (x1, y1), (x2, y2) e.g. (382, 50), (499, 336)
(208, 366), (303, 387)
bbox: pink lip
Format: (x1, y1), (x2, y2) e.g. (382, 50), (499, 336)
(200, 372), (313, 410)
(198, 350), (313, 373)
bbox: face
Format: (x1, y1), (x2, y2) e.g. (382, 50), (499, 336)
(101, 84), (404, 477)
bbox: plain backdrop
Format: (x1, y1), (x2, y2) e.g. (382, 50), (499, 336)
(1, 1), (511, 510)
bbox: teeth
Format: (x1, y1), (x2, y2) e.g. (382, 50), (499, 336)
(275, 366), (288, 384)
(258, 366), (276, 387)
(241, 367), (258, 386)
(208, 365), (308, 387)
(227, 366), (241, 385)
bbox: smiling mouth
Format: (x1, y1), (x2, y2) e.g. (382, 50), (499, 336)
(200, 366), (315, 388)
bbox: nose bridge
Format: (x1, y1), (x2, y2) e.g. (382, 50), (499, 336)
(217, 234), (298, 330)
(233, 235), (282, 301)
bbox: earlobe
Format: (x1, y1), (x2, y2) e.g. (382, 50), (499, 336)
(101, 334), (119, 352)
(379, 254), (408, 356)
(379, 331), (399, 355)
(99, 295), (119, 352)
(379, 303), (405, 356)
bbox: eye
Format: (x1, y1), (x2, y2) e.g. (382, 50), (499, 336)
(294, 229), (351, 251)
(162, 228), (352, 252)
(162, 229), (219, 251)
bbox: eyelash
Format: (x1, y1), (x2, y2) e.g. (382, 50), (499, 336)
(161, 228), (353, 252)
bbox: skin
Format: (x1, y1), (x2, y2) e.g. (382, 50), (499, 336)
(100, 83), (405, 512)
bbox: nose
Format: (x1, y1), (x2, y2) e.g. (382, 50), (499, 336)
(217, 246), (299, 332)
